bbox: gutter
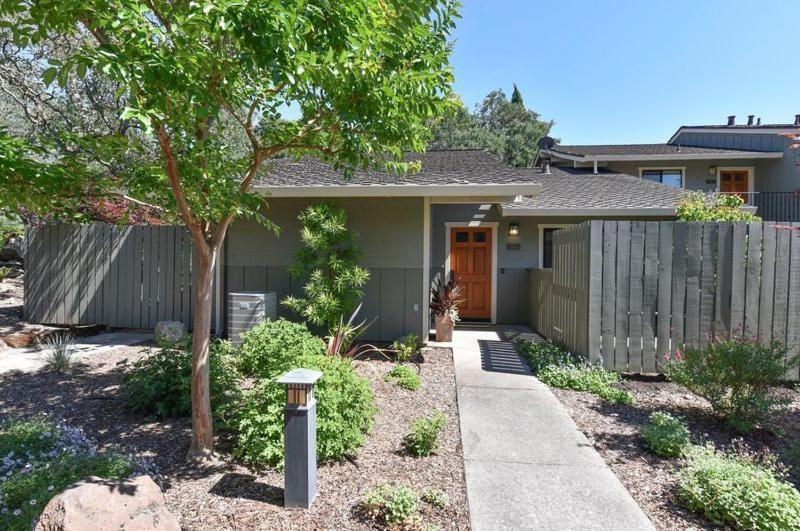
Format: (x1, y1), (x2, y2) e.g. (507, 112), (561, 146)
(500, 206), (677, 217)
(253, 183), (542, 198)
(542, 149), (783, 163)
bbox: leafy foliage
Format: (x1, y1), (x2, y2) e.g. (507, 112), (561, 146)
(0, 267), (11, 281)
(422, 488), (448, 509)
(517, 340), (634, 405)
(428, 89), (553, 167)
(238, 319), (325, 377)
(283, 201), (370, 331)
(391, 334), (419, 363)
(678, 443), (800, 531)
(0, 416), (145, 531)
(429, 273), (464, 321)
(361, 483), (422, 528)
(230, 353), (375, 467)
(404, 411), (446, 457)
(387, 364), (421, 391)
(676, 192), (761, 222)
(41, 332), (77, 373)
(118, 337), (240, 419)
(324, 302), (382, 358)
(663, 336), (797, 432)
(641, 412), (690, 458)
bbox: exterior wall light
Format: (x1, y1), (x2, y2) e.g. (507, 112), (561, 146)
(277, 368), (322, 509)
(708, 165), (717, 175)
(508, 223), (520, 237)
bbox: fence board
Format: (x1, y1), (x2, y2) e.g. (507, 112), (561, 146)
(744, 223), (762, 337)
(787, 224), (800, 380)
(699, 223), (717, 347)
(730, 223), (747, 333)
(614, 221), (631, 370)
(758, 223), (777, 343)
(628, 221), (645, 371)
(715, 222), (733, 337)
(656, 222), (673, 367)
(642, 222), (659, 372)
(670, 223), (687, 354)
(600, 221), (618, 367)
(773, 226), (791, 345)
(684, 223), (702, 348)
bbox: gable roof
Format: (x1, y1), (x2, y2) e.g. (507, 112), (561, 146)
(253, 150), (541, 197)
(501, 166), (686, 216)
(544, 143), (782, 162)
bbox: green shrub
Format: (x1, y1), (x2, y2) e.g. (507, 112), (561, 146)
(41, 333), (77, 373)
(386, 364), (421, 391)
(678, 444), (800, 530)
(230, 353), (374, 467)
(786, 443), (800, 472)
(641, 411), (690, 457)
(664, 336), (798, 432)
(0, 266), (11, 281)
(0, 417), (139, 531)
(238, 319), (325, 377)
(538, 363), (634, 405)
(422, 488), (448, 509)
(404, 411), (446, 457)
(676, 192), (761, 222)
(361, 483), (421, 527)
(392, 333), (419, 362)
(118, 337), (240, 419)
(516, 339), (572, 373)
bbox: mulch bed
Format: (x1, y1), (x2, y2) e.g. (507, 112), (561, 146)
(0, 344), (469, 530)
(550, 376), (800, 531)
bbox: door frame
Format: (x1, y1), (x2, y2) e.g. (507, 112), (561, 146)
(716, 166), (754, 199)
(444, 221), (498, 323)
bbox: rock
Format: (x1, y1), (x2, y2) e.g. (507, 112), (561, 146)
(2, 332), (38, 348)
(153, 321), (185, 343)
(35, 475), (179, 531)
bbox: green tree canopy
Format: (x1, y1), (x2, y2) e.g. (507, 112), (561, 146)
(428, 88), (552, 167)
(0, 0), (459, 457)
(510, 83), (523, 105)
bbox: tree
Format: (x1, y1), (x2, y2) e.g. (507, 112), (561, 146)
(428, 88), (552, 167)
(283, 201), (369, 332)
(1, 0), (459, 458)
(676, 192), (761, 222)
(510, 83), (523, 106)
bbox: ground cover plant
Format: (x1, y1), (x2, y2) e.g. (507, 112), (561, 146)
(0, 416), (151, 531)
(517, 340), (633, 405)
(641, 411), (690, 458)
(392, 334), (420, 362)
(404, 411), (446, 457)
(677, 443), (800, 530)
(386, 364), (421, 391)
(118, 337), (240, 419)
(41, 333), (77, 373)
(361, 482), (422, 528)
(664, 336), (798, 432)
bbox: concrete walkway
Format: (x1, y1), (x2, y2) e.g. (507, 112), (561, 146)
(445, 325), (654, 531)
(0, 330), (151, 375)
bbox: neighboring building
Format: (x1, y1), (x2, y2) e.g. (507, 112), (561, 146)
(541, 115), (800, 221)
(224, 149), (683, 339)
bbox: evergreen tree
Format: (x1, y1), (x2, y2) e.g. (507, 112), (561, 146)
(511, 84), (524, 106)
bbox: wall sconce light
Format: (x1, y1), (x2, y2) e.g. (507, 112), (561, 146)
(708, 165), (717, 175)
(508, 223), (520, 237)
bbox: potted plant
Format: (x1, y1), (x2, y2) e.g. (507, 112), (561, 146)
(429, 274), (464, 342)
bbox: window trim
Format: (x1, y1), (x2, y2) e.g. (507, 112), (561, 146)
(538, 224), (569, 268)
(638, 167), (686, 189)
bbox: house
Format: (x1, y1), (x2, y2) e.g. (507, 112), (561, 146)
(222, 149), (685, 342)
(540, 115), (800, 221)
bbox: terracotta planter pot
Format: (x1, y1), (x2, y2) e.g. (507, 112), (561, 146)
(434, 314), (454, 342)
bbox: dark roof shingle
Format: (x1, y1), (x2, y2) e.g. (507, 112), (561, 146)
(548, 143), (770, 158)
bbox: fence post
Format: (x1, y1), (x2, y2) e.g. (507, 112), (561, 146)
(587, 221), (603, 363)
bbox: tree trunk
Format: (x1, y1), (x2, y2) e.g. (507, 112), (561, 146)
(188, 241), (215, 457)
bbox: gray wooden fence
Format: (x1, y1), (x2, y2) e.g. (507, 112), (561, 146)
(25, 224), (197, 328)
(529, 221), (800, 380)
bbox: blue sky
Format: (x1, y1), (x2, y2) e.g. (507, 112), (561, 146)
(450, 0), (799, 145)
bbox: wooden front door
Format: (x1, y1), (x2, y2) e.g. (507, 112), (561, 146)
(450, 227), (492, 320)
(719, 170), (749, 200)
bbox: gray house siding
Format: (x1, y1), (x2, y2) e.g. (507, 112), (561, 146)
(225, 197), (424, 341)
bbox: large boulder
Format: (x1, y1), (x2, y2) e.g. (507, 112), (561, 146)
(35, 475), (179, 531)
(153, 321), (185, 344)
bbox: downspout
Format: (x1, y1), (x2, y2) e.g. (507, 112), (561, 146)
(593, 160), (598, 174)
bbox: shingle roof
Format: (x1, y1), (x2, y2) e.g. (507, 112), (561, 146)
(254, 149), (534, 187)
(502, 166), (686, 213)
(548, 143), (769, 158)
(679, 123), (800, 129)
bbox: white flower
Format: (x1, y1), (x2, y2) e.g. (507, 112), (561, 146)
(29, 499), (36, 505)
(12, 509), (21, 516)
(47, 485), (54, 491)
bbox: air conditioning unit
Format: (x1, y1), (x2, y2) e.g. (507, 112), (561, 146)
(227, 291), (277, 346)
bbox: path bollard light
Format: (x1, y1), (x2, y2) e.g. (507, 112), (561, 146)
(277, 368), (322, 509)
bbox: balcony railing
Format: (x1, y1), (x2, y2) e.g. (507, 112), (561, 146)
(719, 191), (800, 222)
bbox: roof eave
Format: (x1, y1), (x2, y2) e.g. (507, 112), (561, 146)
(668, 126), (800, 144)
(544, 149), (782, 162)
(254, 183), (542, 198)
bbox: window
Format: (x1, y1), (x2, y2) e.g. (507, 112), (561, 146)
(455, 231), (469, 243)
(641, 169), (682, 188)
(541, 227), (564, 268)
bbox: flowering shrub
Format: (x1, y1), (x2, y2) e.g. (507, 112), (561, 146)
(663, 336), (798, 432)
(676, 192), (761, 222)
(0, 416), (155, 531)
(641, 411), (690, 457)
(517, 340), (633, 405)
(678, 443), (800, 530)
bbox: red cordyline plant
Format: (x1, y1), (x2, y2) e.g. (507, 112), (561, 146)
(325, 302), (387, 360)
(429, 274), (465, 321)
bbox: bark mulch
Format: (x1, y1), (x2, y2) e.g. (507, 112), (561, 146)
(0, 344), (469, 530)
(550, 376), (800, 531)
